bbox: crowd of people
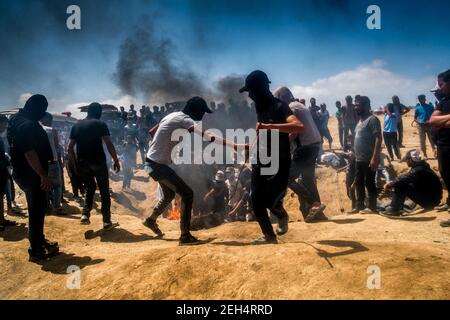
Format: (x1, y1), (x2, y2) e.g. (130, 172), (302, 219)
(1, 68), (449, 260)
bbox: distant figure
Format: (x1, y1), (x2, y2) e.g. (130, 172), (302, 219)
(335, 101), (344, 148)
(0, 115), (17, 232)
(353, 96), (382, 214)
(391, 95), (411, 148)
(203, 170), (229, 221)
(382, 150), (442, 217)
(40, 113), (64, 214)
(8, 94), (59, 261)
(342, 95), (357, 147)
(68, 103), (121, 229)
(128, 104), (137, 120)
(319, 103), (333, 150)
(119, 106), (128, 123)
(121, 135), (137, 191)
(382, 103), (402, 161)
(414, 94), (436, 159)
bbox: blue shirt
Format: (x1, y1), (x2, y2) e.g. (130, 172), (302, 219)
(383, 113), (398, 133)
(414, 103), (434, 124)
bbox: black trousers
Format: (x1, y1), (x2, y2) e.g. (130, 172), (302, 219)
(15, 175), (47, 252)
(383, 132), (401, 160)
(147, 160), (193, 235)
(391, 183), (441, 212)
(79, 161), (111, 222)
(251, 160), (290, 238)
(355, 161), (377, 211)
(289, 143), (321, 219)
(437, 145), (450, 206)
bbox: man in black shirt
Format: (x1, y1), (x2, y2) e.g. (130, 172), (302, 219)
(68, 103), (121, 229)
(7, 94), (59, 261)
(429, 69), (450, 226)
(239, 71), (303, 244)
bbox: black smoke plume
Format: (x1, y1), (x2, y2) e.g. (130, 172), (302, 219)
(114, 19), (208, 103)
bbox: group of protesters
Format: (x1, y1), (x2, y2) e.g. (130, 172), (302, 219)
(1, 68), (450, 260)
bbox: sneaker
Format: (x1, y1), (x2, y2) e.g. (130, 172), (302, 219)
(143, 219), (164, 237)
(0, 219), (18, 228)
(359, 208), (379, 215)
(305, 204), (326, 223)
(276, 214), (289, 236)
(28, 249), (48, 262)
(44, 239), (59, 257)
(435, 204), (450, 212)
(440, 220), (450, 228)
(80, 215), (90, 225)
(103, 221), (119, 231)
(179, 234), (202, 246)
(380, 209), (402, 218)
(252, 235), (278, 245)
(348, 208), (360, 214)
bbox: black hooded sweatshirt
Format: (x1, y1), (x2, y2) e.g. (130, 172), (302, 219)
(391, 161), (442, 205)
(7, 109), (53, 184)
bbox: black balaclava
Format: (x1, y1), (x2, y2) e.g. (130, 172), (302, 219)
(87, 103), (103, 119)
(23, 94), (48, 121)
(183, 97), (209, 121)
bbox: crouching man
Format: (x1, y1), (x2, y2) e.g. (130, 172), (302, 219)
(382, 150), (442, 217)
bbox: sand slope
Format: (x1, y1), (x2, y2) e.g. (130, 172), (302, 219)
(1, 114), (449, 300)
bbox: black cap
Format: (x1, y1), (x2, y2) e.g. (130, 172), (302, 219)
(185, 96), (213, 114)
(239, 70), (271, 93)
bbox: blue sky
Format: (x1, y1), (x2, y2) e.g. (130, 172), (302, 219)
(0, 0), (449, 115)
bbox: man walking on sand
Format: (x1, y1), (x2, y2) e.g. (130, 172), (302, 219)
(68, 103), (121, 230)
(143, 97), (246, 245)
(239, 71), (303, 244)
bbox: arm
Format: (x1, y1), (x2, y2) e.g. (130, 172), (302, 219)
(429, 110), (450, 128)
(258, 115), (304, 134)
(67, 139), (78, 175)
(401, 106), (411, 115)
(190, 126), (248, 151)
(24, 150), (52, 191)
(369, 119), (383, 171)
(103, 136), (121, 173)
(149, 123), (159, 139)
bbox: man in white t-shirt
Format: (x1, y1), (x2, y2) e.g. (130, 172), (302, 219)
(143, 97), (246, 245)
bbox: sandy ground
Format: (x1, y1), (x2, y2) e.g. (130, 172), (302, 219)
(1, 113), (449, 300)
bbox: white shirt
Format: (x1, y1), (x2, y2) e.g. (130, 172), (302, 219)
(147, 112), (195, 164)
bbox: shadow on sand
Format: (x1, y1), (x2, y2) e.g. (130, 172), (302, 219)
(0, 223), (28, 242)
(33, 252), (105, 274)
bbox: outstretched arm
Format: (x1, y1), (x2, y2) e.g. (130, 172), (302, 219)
(258, 115), (304, 134)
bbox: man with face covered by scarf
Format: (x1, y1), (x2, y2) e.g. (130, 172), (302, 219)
(239, 71), (304, 244)
(7, 94), (59, 262)
(143, 97), (245, 245)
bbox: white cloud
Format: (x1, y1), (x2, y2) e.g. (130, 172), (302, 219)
(18, 93), (32, 105)
(291, 60), (436, 111)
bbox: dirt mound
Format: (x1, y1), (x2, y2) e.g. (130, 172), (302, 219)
(1, 114), (449, 299)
